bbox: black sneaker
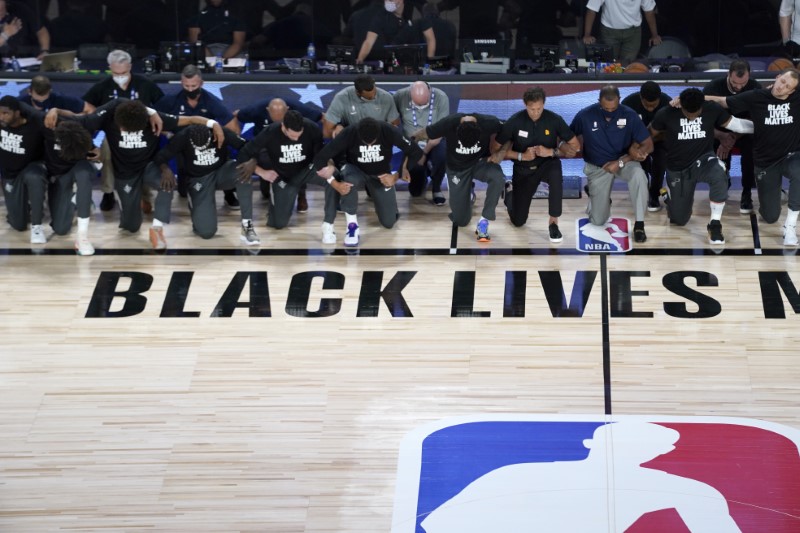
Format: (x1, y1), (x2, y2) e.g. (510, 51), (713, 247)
(633, 221), (647, 243)
(548, 222), (563, 243)
(739, 192), (753, 214)
(224, 190), (240, 210)
(99, 192), (115, 211)
(707, 220), (725, 244)
(647, 194), (662, 212)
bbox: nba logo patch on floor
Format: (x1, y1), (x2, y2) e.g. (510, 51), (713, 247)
(577, 217), (632, 253)
(391, 414), (800, 532)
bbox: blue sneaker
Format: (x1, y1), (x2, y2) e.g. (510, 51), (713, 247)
(344, 222), (360, 246)
(475, 219), (490, 242)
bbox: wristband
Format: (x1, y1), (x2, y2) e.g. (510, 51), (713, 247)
(0, 32), (8, 41)
(146, 107), (156, 116)
(517, 152), (522, 161)
(206, 119), (217, 128)
(326, 176), (335, 184)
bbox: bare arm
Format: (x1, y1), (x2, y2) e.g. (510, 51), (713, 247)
(781, 15), (792, 42)
(423, 27), (436, 58)
(357, 31), (378, 64)
(36, 26), (51, 59)
(583, 9), (597, 43)
(704, 95), (729, 108)
(323, 117), (342, 139)
(224, 31), (246, 59)
(643, 10), (661, 46)
(224, 117), (241, 135)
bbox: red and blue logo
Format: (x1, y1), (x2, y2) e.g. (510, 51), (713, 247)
(392, 415), (800, 532)
(577, 217), (632, 253)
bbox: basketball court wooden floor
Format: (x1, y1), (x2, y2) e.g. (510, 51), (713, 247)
(1, 184), (799, 532)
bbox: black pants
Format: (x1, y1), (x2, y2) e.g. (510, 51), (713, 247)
(504, 158), (563, 227)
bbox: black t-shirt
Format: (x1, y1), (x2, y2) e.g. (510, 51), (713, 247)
(18, 103), (93, 176)
(727, 89), (800, 167)
(703, 76), (761, 120)
(188, 5), (246, 43)
(426, 113), (503, 172)
(82, 74), (164, 107)
(238, 119), (322, 178)
(496, 108), (574, 170)
(0, 112), (45, 177)
(312, 121), (422, 176)
(650, 102), (731, 171)
(78, 99), (180, 179)
(154, 127), (245, 179)
(620, 92), (672, 126)
(367, 10), (429, 58)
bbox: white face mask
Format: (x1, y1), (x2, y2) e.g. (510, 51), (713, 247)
(384, 1), (397, 13)
(113, 74), (130, 87)
(412, 102), (429, 111)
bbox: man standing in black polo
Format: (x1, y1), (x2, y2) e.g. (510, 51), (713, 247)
(495, 87), (580, 243)
(187, 0), (246, 59)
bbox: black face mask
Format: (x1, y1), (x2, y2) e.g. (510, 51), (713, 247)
(32, 97), (53, 111)
(185, 88), (202, 99)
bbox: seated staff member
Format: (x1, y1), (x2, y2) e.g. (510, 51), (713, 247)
(312, 117), (423, 246)
(649, 88), (753, 245)
(154, 124), (259, 245)
(20, 75), (95, 114)
(237, 110), (346, 243)
(494, 87), (580, 243)
(49, 98), (224, 251)
(413, 112), (506, 242)
(322, 74), (399, 139)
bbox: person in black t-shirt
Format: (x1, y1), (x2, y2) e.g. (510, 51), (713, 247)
(52, 99), (224, 251)
(703, 59), (762, 214)
(154, 125), (259, 245)
(312, 117), (423, 246)
(416, 112), (506, 242)
(237, 111), (344, 243)
(707, 69), (800, 247)
(650, 88), (753, 245)
(83, 49), (165, 213)
(495, 87), (580, 243)
(622, 81), (671, 211)
(356, 0), (436, 64)
(0, 96), (47, 245)
(187, 0), (246, 59)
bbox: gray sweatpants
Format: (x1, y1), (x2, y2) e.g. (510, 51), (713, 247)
(340, 164), (399, 229)
(115, 162), (173, 232)
(2, 161), (47, 230)
(446, 160), (505, 227)
(584, 161), (648, 225)
(188, 161), (253, 239)
(268, 166), (338, 229)
(48, 160), (96, 235)
(755, 151), (800, 224)
(665, 154), (728, 226)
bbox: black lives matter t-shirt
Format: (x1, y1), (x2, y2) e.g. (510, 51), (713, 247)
(650, 102), (731, 171)
(727, 89), (800, 167)
(496, 108), (574, 170)
(426, 113), (503, 172)
(78, 99), (180, 179)
(238, 119), (323, 178)
(0, 115), (45, 177)
(154, 127), (246, 179)
(312, 121), (422, 176)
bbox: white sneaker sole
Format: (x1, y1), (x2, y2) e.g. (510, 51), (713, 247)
(240, 236), (260, 246)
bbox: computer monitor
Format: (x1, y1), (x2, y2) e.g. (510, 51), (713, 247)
(40, 50), (77, 72)
(159, 42), (203, 73)
(384, 43), (426, 73)
(585, 43), (614, 63)
(327, 44), (354, 64)
(459, 38), (509, 62)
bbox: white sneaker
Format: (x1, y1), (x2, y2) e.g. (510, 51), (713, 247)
(344, 222), (360, 246)
(783, 225), (798, 246)
(321, 222), (336, 244)
(240, 222), (260, 245)
(30, 225), (46, 244)
(75, 232), (95, 256)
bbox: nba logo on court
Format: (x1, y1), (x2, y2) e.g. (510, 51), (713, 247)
(577, 217), (632, 253)
(391, 414), (800, 532)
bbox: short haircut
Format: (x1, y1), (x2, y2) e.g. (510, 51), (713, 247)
(282, 110), (304, 132)
(679, 88), (704, 114)
(523, 87), (546, 105)
(107, 49), (132, 66)
(0, 95), (20, 111)
(54, 121), (93, 161)
(114, 100), (149, 131)
(640, 81), (661, 102)
(456, 119), (481, 147)
(30, 75), (52, 96)
(780, 67), (800, 85)
(729, 59), (751, 77)
(354, 74), (375, 94)
(181, 64), (202, 79)
(357, 117), (381, 144)
(187, 124), (211, 147)
(599, 85), (620, 101)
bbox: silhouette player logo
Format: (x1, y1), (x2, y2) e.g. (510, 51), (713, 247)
(577, 217), (631, 253)
(391, 415), (800, 533)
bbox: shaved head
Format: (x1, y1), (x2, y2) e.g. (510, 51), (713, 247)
(267, 98), (288, 122)
(410, 81), (431, 107)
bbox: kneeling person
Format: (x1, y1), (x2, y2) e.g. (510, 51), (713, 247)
(155, 124), (258, 244)
(649, 88), (753, 244)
